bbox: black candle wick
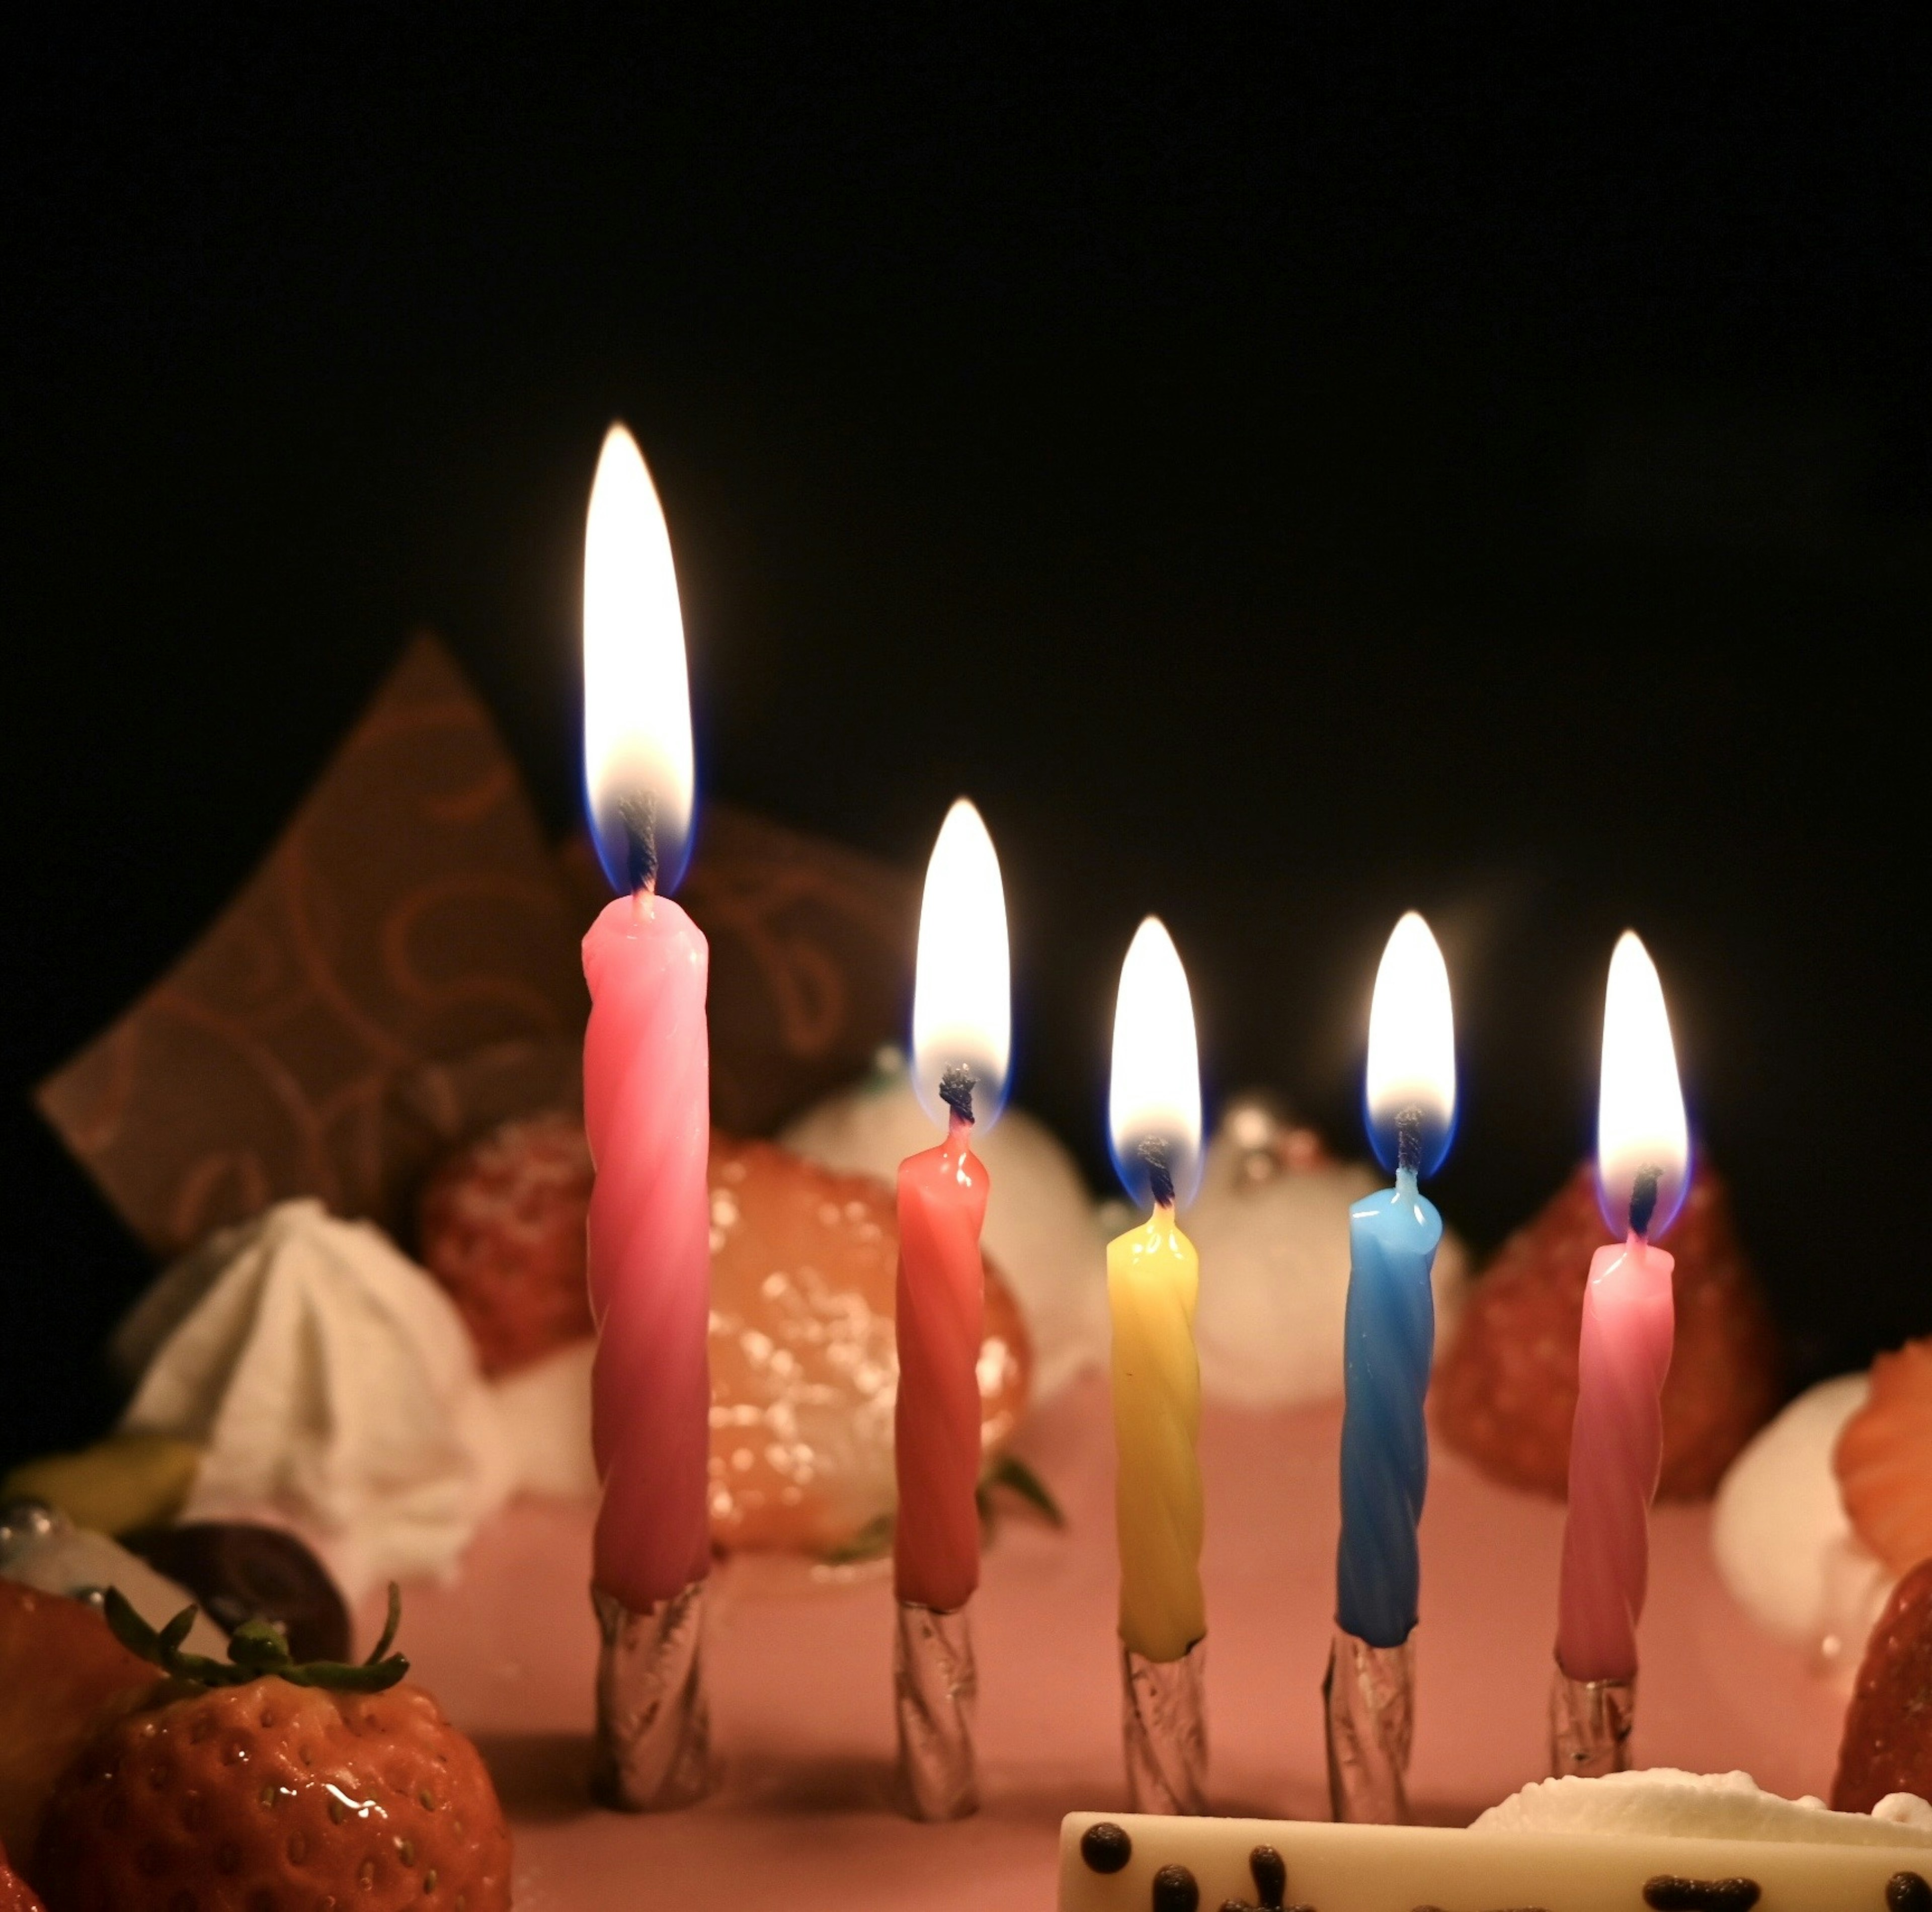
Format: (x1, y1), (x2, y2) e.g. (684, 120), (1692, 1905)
(619, 791), (659, 896)
(1628, 1164), (1661, 1237)
(1395, 1104), (1424, 1177)
(939, 1063), (977, 1125)
(1139, 1135), (1176, 1208)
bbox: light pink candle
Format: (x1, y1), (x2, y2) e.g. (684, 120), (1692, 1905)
(1555, 1233), (1675, 1680)
(1555, 929), (1690, 1686)
(893, 1109), (990, 1613)
(584, 891), (712, 1612)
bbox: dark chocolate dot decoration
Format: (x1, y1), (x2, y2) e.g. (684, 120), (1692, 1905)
(1081, 1824), (1134, 1876)
(1153, 1864), (1201, 1912)
(1643, 1878), (1760, 1912)
(1889, 1875), (1932, 1912)
(1248, 1848), (1286, 1912)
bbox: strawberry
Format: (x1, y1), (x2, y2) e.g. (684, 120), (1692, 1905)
(0, 1580), (156, 1866)
(1433, 1160), (1782, 1500)
(1833, 1556), (1932, 1812)
(1835, 1337), (1932, 1578)
(0, 1838), (47, 1912)
(33, 1588), (510, 1912)
(417, 1111), (596, 1375)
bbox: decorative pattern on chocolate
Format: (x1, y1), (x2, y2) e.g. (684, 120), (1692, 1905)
(1153, 1863), (1201, 1912)
(1887, 1874), (1932, 1912)
(1643, 1878), (1761, 1912)
(1081, 1824), (1134, 1874)
(36, 635), (590, 1254)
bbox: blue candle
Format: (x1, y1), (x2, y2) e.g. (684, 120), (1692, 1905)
(1335, 913), (1457, 1648)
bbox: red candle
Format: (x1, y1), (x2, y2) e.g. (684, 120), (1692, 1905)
(580, 423), (712, 1615)
(1555, 931), (1689, 1684)
(893, 799), (1010, 1612)
(893, 1109), (990, 1611)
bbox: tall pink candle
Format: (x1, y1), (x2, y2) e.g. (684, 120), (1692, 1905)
(893, 1108), (990, 1612)
(1555, 930), (1689, 1688)
(1555, 1233), (1675, 1680)
(584, 890), (712, 1612)
(580, 422), (712, 1620)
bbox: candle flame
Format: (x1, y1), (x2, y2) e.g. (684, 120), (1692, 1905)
(583, 423), (695, 896)
(1597, 930), (1690, 1238)
(1364, 911), (1457, 1178)
(911, 799), (1011, 1132)
(1108, 916), (1202, 1211)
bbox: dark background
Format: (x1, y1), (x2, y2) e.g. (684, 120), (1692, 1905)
(4, 14), (1928, 1470)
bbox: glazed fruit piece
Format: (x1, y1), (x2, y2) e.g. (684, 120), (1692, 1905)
(417, 1110), (596, 1375)
(33, 1588), (511, 1912)
(1835, 1337), (1932, 1577)
(1433, 1160), (1781, 1500)
(119, 1522), (350, 1663)
(1832, 1555), (1932, 1811)
(0, 1581), (156, 1866)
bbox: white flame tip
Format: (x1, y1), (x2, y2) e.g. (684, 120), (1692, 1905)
(1108, 915), (1203, 1208)
(583, 423), (694, 893)
(911, 798), (1011, 1132)
(1364, 911), (1457, 1143)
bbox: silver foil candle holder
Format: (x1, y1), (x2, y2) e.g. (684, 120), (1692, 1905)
(1549, 1661), (1636, 1777)
(895, 1599), (979, 1820)
(1121, 1636), (1209, 1814)
(1323, 1627), (1415, 1824)
(592, 1579), (714, 1811)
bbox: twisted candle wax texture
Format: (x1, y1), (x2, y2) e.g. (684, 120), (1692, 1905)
(584, 892), (713, 1612)
(1109, 1207), (1205, 1664)
(893, 1112), (989, 1612)
(1556, 1234), (1676, 1682)
(1336, 1168), (1441, 1648)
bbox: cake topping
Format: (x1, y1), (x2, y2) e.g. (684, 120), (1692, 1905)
(1836, 1559), (1932, 1813)
(1887, 1875), (1932, 1912)
(33, 1584), (511, 1912)
(1473, 1769), (1932, 1845)
(1081, 1822), (1133, 1873)
(1153, 1863), (1200, 1912)
(1835, 1339), (1932, 1578)
(1642, 1879), (1760, 1912)
(1248, 1845), (1287, 1909)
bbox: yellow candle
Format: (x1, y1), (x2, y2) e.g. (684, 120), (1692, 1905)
(1108, 1204), (1205, 1663)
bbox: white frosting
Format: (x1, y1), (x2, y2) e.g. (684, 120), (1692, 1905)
(1474, 1769), (1932, 1845)
(491, 1339), (598, 1500)
(1188, 1125), (1468, 1409)
(120, 1201), (515, 1601)
(1712, 1374), (1894, 1671)
(780, 1052), (1109, 1399)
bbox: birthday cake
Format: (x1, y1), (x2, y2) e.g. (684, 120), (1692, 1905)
(6, 589), (1928, 1903)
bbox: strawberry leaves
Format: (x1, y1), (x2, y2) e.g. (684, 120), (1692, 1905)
(104, 1581), (409, 1692)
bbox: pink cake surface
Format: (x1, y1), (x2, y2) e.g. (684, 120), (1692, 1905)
(371, 1375), (1843, 1910)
